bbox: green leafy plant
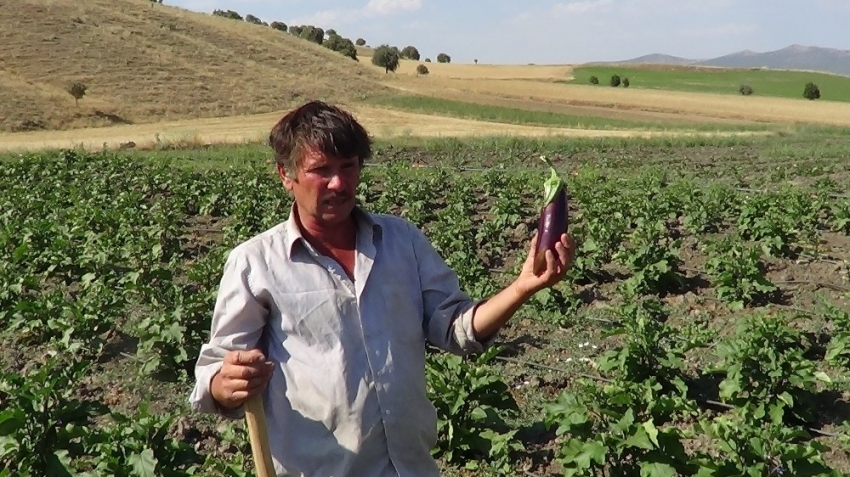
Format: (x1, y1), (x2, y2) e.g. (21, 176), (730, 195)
(709, 313), (830, 424)
(0, 358), (107, 476)
(544, 380), (695, 476)
(426, 346), (523, 475)
(703, 236), (777, 309)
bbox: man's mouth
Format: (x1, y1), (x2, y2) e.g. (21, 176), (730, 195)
(325, 195), (350, 206)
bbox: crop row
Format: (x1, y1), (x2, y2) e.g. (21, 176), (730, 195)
(1, 150), (848, 475)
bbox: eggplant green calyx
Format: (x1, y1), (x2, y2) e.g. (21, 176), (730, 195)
(540, 155), (565, 204)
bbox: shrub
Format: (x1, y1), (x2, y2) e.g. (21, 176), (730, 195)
(424, 58), (431, 63)
(610, 74), (621, 87)
(739, 84), (753, 96)
(589, 75), (599, 85)
(401, 46), (420, 61)
(437, 53), (451, 63)
(270, 21), (287, 32)
(288, 25), (303, 36)
(67, 82), (87, 107)
(416, 64), (429, 75)
(356, 38), (366, 46)
(622, 77), (630, 88)
(244, 14), (263, 25)
(803, 82), (821, 100)
(212, 9), (242, 20)
(371, 44), (400, 73)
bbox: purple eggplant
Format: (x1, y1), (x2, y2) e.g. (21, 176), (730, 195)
(534, 156), (569, 273)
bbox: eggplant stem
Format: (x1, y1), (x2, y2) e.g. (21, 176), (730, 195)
(540, 155), (565, 205)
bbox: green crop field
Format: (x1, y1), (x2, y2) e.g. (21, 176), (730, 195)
(2, 131), (849, 476)
(570, 65), (850, 102)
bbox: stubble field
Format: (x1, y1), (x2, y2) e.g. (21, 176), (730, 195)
(2, 131), (849, 476)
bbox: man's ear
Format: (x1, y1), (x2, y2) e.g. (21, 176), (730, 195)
(276, 163), (295, 191)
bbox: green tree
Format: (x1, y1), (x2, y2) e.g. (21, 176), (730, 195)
(289, 25), (303, 36)
(270, 21), (287, 32)
(803, 82), (821, 100)
(622, 77), (630, 88)
(610, 74), (621, 87)
(589, 75), (599, 85)
(424, 58), (431, 62)
(401, 46), (420, 60)
(298, 25), (324, 44)
(437, 53), (451, 63)
(245, 14), (263, 25)
(356, 38), (366, 46)
(67, 82), (87, 107)
(371, 44), (400, 73)
(739, 84), (753, 95)
(212, 9), (242, 20)
(324, 34), (358, 61)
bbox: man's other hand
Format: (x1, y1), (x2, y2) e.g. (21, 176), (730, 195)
(211, 349), (275, 409)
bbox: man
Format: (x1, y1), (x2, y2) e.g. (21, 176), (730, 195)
(189, 100), (575, 476)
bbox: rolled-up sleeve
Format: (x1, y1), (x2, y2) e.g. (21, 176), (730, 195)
(407, 223), (498, 356)
(189, 247), (269, 416)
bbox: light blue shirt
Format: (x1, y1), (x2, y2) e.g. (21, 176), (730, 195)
(189, 205), (495, 476)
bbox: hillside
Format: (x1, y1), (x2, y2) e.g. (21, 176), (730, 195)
(0, 0), (389, 132)
(610, 44), (850, 76)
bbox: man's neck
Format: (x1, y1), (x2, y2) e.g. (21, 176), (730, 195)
(295, 206), (357, 251)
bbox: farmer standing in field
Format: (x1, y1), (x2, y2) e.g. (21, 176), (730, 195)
(189, 100), (576, 476)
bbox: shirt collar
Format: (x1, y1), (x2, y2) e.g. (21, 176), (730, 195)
(283, 202), (381, 258)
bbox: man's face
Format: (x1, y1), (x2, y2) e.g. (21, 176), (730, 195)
(278, 146), (361, 228)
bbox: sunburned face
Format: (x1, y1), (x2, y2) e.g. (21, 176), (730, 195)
(278, 146), (361, 229)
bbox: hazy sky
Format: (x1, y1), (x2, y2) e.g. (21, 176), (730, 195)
(167, 0), (849, 64)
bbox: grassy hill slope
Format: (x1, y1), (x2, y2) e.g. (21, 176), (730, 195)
(0, 0), (389, 132)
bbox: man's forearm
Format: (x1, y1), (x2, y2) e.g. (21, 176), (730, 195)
(470, 280), (535, 341)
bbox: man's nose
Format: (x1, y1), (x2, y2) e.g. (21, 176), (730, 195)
(328, 173), (345, 190)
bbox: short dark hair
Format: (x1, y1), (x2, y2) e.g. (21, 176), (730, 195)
(269, 100), (371, 173)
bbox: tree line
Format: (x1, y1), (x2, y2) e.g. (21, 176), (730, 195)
(211, 9), (358, 61)
(210, 9), (452, 73)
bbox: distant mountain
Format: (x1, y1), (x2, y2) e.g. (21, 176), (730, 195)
(616, 53), (695, 65)
(603, 45), (850, 76)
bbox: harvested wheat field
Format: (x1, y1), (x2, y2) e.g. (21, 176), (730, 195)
(0, 0), (388, 133)
(365, 56), (575, 81)
(0, 105), (771, 154)
(390, 75), (850, 126)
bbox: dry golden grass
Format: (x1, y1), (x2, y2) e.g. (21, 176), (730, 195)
(0, 105), (769, 154)
(363, 56), (574, 81)
(0, 0), (388, 133)
(388, 75), (850, 126)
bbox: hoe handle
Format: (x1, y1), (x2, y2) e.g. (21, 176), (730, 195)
(244, 394), (275, 477)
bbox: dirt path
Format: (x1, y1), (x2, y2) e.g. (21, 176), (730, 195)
(0, 105), (768, 154)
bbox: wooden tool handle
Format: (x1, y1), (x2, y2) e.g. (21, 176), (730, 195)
(244, 394), (276, 477)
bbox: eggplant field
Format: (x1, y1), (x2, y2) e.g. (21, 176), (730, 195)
(2, 133), (850, 476)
